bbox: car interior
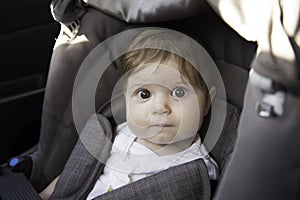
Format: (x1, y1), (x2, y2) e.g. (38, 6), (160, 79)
(0, 0), (59, 164)
(0, 0), (299, 200)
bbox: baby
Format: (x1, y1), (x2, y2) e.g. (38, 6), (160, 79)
(86, 29), (219, 199)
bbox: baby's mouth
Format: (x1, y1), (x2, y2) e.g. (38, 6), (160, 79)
(149, 123), (173, 127)
(148, 114), (167, 126)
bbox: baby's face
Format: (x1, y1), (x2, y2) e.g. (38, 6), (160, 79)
(125, 60), (208, 147)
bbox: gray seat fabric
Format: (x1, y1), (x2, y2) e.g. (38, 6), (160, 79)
(50, 114), (113, 199)
(215, 60), (249, 109)
(210, 101), (240, 173)
(96, 158), (211, 200)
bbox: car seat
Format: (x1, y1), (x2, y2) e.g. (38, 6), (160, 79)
(0, 5), (258, 199)
(41, 24), (255, 200)
(4, 0), (298, 198)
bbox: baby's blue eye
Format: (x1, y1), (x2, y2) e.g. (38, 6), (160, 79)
(137, 89), (151, 99)
(172, 87), (186, 98)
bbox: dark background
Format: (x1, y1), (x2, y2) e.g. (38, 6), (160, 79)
(0, 0), (59, 164)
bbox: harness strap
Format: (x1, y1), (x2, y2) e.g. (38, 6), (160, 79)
(0, 167), (41, 200)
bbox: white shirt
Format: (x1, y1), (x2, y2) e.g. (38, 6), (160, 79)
(87, 123), (218, 200)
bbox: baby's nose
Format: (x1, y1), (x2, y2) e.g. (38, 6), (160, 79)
(149, 104), (169, 125)
(151, 104), (170, 115)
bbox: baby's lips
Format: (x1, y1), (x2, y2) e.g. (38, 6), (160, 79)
(148, 114), (167, 124)
(149, 123), (173, 127)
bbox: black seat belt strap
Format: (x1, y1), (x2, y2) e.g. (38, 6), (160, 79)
(0, 167), (41, 200)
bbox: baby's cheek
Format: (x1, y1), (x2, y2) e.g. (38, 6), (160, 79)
(127, 104), (149, 127)
(179, 103), (201, 130)
(127, 115), (150, 138)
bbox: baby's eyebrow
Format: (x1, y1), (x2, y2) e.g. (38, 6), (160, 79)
(127, 83), (146, 93)
(128, 83), (145, 89)
(174, 81), (189, 85)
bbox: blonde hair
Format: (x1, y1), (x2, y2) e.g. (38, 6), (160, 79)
(121, 48), (209, 96)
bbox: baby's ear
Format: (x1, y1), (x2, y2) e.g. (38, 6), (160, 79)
(204, 86), (216, 116)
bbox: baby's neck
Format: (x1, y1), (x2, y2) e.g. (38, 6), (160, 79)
(135, 137), (196, 156)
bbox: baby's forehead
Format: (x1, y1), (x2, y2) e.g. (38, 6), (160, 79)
(130, 62), (180, 78)
(136, 61), (180, 72)
(126, 63), (193, 88)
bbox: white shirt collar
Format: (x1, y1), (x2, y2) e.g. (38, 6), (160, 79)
(108, 122), (209, 174)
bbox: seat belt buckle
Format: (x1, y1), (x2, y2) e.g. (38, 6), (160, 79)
(6, 156), (32, 178)
(250, 69), (286, 118)
(61, 19), (80, 39)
